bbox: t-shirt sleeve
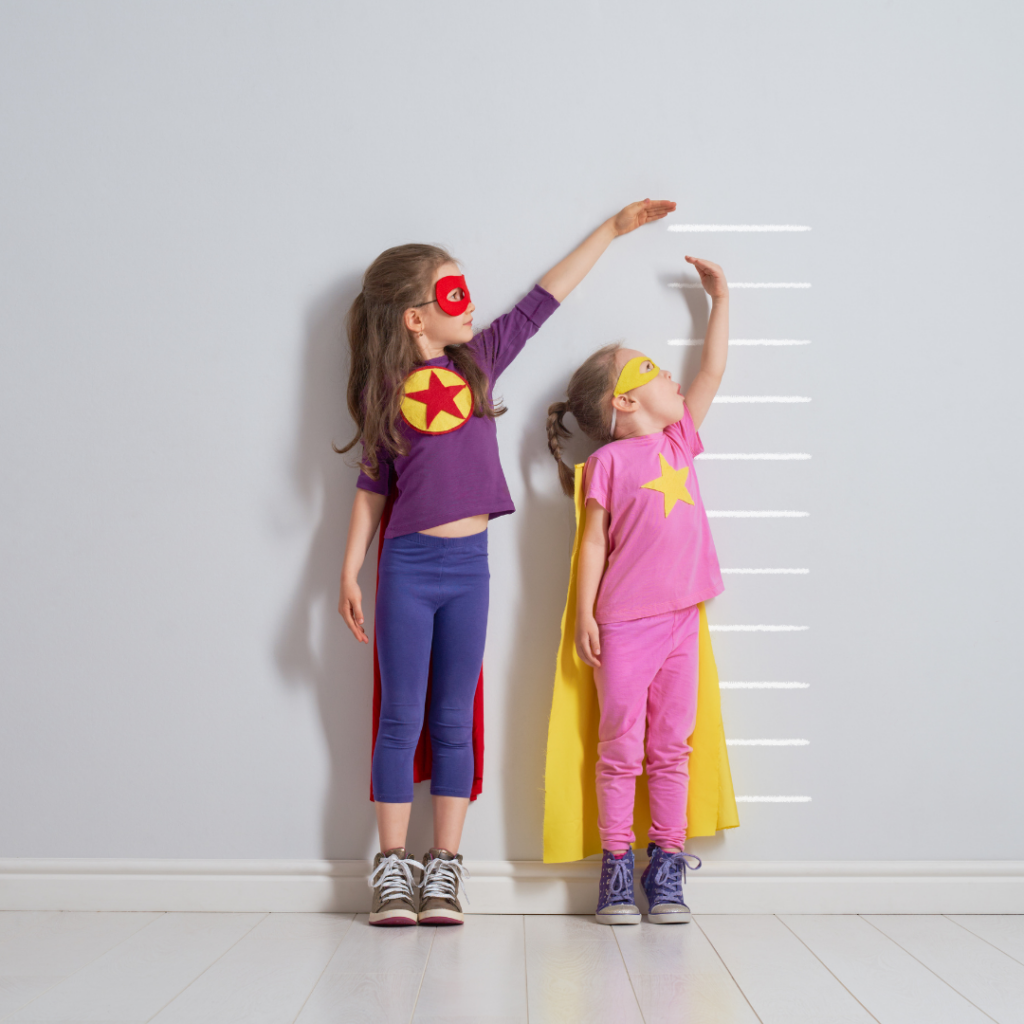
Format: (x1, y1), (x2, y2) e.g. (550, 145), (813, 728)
(667, 404), (704, 457)
(468, 284), (560, 381)
(585, 454), (611, 510)
(355, 446), (394, 495)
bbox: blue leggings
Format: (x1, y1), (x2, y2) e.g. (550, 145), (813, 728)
(372, 530), (489, 802)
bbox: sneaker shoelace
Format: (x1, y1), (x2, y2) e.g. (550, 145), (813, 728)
(648, 851), (702, 905)
(602, 857), (634, 905)
(368, 852), (423, 903)
(420, 856), (470, 905)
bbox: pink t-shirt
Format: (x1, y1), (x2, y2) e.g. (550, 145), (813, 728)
(585, 406), (723, 624)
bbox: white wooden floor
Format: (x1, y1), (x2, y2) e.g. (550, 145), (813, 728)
(1, 912), (1023, 1023)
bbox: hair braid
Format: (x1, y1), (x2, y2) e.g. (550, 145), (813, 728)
(546, 343), (620, 497)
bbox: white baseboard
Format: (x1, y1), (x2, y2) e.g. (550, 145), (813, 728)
(1, 859), (1022, 914)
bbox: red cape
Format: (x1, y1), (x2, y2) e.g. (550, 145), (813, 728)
(369, 497), (485, 801)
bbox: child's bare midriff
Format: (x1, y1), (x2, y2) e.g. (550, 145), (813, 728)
(419, 514), (489, 538)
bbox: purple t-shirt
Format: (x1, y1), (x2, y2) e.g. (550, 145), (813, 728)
(357, 285), (560, 537)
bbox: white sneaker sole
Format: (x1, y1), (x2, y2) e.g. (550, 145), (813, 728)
(595, 910), (642, 925)
(647, 908), (692, 925)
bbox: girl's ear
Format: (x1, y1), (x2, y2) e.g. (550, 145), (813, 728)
(611, 393), (637, 412)
(404, 307), (425, 334)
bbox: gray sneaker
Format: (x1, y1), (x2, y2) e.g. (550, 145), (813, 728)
(368, 848), (422, 926)
(418, 848), (468, 925)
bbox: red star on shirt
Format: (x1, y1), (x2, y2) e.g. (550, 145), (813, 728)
(404, 371), (468, 429)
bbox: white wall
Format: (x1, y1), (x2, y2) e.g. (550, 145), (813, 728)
(1, 0), (1022, 865)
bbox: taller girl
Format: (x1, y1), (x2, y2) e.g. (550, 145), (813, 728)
(338, 200), (674, 926)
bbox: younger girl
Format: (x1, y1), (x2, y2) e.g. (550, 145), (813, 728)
(338, 200), (675, 926)
(546, 255), (729, 924)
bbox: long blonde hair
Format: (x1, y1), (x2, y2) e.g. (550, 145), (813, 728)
(546, 343), (620, 497)
(337, 244), (504, 479)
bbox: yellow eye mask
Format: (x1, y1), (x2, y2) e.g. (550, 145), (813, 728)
(613, 356), (660, 396)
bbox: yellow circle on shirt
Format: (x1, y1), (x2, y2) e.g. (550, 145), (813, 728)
(399, 367), (474, 435)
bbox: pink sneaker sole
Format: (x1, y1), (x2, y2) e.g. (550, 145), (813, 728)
(368, 911), (417, 927)
(418, 912), (464, 926)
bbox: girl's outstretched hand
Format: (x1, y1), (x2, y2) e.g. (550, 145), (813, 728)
(612, 198), (677, 236)
(685, 255), (729, 298)
(339, 578), (369, 644)
(576, 614), (602, 668)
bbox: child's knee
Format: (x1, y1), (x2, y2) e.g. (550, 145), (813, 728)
(427, 707), (473, 751)
(645, 740), (692, 776)
(377, 704), (427, 748)
(596, 740), (645, 777)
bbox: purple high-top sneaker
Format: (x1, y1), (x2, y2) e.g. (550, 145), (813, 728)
(595, 848), (641, 925)
(641, 844), (701, 924)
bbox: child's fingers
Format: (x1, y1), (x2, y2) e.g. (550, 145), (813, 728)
(355, 605), (368, 642)
(342, 600), (368, 643)
(686, 256), (724, 282)
(577, 634), (597, 668)
(644, 202), (675, 221)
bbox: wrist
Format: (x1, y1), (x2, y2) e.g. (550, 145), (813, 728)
(710, 292), (730, 304)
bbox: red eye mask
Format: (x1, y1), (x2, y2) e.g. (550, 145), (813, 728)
(435, 275), (471, 317)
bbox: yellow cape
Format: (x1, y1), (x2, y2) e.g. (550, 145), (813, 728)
(542, 464), (740, 863)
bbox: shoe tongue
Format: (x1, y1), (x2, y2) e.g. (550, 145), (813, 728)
(428, 848), (457, 860)
(382, 847), (407, 859)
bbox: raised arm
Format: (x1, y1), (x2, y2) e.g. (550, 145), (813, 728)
(338, 487), (387, 643)
(538, 199), (676, 303)
(682, 257), (729, 430)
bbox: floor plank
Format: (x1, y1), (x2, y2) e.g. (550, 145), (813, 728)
(948, 916), (1024, 966)
(0, 914), (62, 940)
(867, 914), (1024, 1024)
(614, 917), (761, 1024)
(413, 915), (527, 1023)
(697, 915), (874, 1024)
(781, 914), (993, 1024)
(8, 912), (264, 1022)
(524, 916), (644, 1024)
(0, 979), (65, 1023)
(295, 915), (435, 1024)
(0, 912), (162, 1020)
(0, 912), (163, 975)
(149, 913), (353, 1024)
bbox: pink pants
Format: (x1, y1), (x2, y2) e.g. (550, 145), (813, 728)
(593, 605), (700, 851)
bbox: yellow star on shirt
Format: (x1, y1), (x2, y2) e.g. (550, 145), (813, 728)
(641, 452), (695, 517)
